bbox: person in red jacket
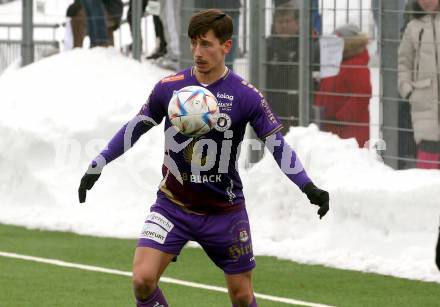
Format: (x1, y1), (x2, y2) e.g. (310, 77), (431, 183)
(315, 24), (372, 147)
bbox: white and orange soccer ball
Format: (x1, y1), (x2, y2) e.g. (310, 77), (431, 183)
(168, 86), (219, 137)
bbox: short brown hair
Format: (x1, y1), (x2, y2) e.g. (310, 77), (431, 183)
(188, 9), (233, 43)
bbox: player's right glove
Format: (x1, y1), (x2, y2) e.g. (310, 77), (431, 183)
(78, 165), (102, 203)
(303, 182), (330, 219)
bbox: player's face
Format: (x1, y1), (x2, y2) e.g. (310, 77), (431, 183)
(418, 0), (439, 12)
(191, 30), (232, 74)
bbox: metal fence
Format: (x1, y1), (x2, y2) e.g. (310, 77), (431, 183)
(179, 0), (438, 170)
(2, 0), (439, 170)
(0, 22), (60, 75)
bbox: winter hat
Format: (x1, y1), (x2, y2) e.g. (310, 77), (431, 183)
(334, 24), (369, 59)
(334, 24), (361, 38)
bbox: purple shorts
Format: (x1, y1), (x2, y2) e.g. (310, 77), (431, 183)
(137, 197), (256, 274)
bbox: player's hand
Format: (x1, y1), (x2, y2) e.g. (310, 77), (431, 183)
(78, 166), (102, 203)
(303, 182), (329, 219)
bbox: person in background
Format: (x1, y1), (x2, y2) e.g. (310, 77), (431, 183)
(127, 0), (168, 59)
(266, 4), (301, 134)
(398, 0), (440, 169)
(66, 0), (86, 48)
(315, 24), (372, 147)
(81, 0), (108, 47)
(155, 0), (181, 71)
(274, 0), (321, 35)
(66, 0), (123, 47)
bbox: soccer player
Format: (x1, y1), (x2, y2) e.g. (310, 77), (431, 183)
(78, 9), (330, 307)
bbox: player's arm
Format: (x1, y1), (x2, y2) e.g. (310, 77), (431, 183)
(245, 88), (329, 218)
(264, 131), (329, 219)
(78, 83), (165, 203)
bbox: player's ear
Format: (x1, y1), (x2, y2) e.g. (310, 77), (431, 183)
(223, 39), (232, 54)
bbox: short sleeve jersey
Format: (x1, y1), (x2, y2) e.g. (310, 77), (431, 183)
(139, 67), (283, 214)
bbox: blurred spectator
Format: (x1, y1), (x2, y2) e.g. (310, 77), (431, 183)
(315, 24), (372, 147)
(398, 0), (440, 169)
(66, 0), (123, 47)
(66, 0), (85, 48)
(127, 0), (167, 59)
(194, 0), (241, 68)
(274, 0), (321, 35)
(266, 5), (300, 134)
(155, 0), (181, 71)
(81, 0), (108, 47)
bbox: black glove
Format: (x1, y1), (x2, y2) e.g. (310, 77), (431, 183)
(436, 226), (440, 271)
(78, 166), (102, 203)
(303, 182), (330, 219)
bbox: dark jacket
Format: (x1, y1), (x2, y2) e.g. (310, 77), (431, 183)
(67, 0), (123, 30)
(265, 35), (300, 130)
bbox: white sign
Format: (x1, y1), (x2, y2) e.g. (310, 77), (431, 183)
(319, 35), (344, 78)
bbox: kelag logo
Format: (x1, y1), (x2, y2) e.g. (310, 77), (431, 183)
(217, 92), (234, 101)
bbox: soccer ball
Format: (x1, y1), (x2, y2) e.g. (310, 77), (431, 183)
(168, 86), (219, 137)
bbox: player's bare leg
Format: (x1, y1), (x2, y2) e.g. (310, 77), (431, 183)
(225, 270), (257, 307)
(132, 247), (176, 306)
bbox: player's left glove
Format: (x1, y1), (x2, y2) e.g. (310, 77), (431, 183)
(303, 182), (329, 219)
(78, 165), (102, 203)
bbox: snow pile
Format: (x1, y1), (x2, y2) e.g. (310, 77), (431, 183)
(0, 49), (439, 283)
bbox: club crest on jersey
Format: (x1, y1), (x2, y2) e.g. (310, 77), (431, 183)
(239, 230), (249, 243)
(214, 113), (232, 132)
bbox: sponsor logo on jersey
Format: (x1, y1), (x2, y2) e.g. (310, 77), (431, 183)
(153, 302), (164, 307)
(183, 139), (213, 167)
(217, 101), (233, 111)
(228, 243), (253, 260)
(214, 113), (232, 132)
(216, 92), (234, 101)
(182, 173), (222, 183)
(140, 222), (168, 244)
(161, 74), (184, 83)
(260, 99), (278, 125)
(241, 80), (264, 97)
(146, 212), (174, 232)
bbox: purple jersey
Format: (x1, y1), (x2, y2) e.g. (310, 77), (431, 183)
(138, 67), (284, 214)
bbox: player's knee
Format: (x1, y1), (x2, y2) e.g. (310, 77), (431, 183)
(132, 272), (158, 298)
(230, 291), (253, 307)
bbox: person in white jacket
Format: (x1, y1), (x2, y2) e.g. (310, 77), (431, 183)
(398, 0), (440, 169)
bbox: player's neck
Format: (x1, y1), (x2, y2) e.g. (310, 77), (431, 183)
(195, 65), (228, 85)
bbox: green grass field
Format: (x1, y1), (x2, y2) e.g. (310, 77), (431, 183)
(0, 223), (439, 307)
